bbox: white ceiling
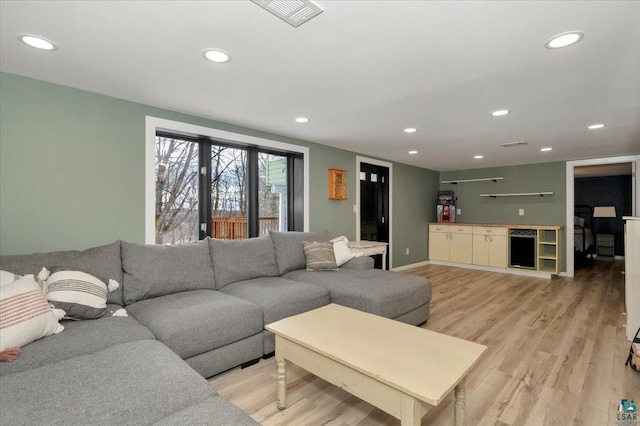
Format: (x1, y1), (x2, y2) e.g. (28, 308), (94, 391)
(1, 1), (639, 171)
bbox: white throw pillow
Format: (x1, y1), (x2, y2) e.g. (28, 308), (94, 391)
(46, 269), (112, 320)
(0, 275), (65, 351)
(331, 236), (355, 267)
(0, 270), (22, 287)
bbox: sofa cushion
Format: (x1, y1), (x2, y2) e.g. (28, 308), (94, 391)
(122, 240), (215, 305)
(0, 241), (124, 305)
(220, 277), (330, 325)
(340, 256), (375, 270)
(0, 275), (65, 351)
(269, 230), (330, 275)
(283, 269), (432, 319)
(0, 304), (155, 377)
(126, 289), (263, 359)
(208, 236), (278, 289)
(154, 397), (260, 426)
(0, 340), (219, 425)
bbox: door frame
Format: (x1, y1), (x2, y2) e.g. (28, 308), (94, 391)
(356, 156), (393, 269)
(565, 154), (639, 277)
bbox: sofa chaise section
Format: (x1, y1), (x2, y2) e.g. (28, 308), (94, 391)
(284, 268), (432, 325)
(0, 304), (155, 376)
(0, 340), (248, 426)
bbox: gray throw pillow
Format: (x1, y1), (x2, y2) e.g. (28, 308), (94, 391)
(303, 241), (338, 271)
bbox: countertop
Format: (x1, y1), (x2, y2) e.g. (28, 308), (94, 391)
(429, 223), (562, 230)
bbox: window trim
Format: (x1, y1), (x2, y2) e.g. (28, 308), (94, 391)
(145, 116), (310, 244)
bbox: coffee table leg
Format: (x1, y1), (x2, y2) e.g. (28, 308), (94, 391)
(276, 357), (287, 410)
(454, 378), (466, 426)
(401, 394), (428, 426)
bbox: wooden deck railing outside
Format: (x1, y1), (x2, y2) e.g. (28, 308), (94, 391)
(212, 216), (279, 239)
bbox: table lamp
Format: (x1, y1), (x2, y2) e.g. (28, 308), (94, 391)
(593, 206), (616, 233)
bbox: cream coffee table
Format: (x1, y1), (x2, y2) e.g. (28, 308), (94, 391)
(265, 304), (486, 426)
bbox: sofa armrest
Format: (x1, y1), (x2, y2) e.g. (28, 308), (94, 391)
(340, 256), (374, 270)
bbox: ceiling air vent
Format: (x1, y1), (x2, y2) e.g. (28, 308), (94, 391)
(250, 0), (323, 28)
(500, 141), (529, 148)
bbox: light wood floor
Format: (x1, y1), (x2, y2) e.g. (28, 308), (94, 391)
(211, 261), (640, 425)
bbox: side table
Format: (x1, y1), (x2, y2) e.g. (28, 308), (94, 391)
(348, 240), (388, 270)
(596, 233), (615, 261)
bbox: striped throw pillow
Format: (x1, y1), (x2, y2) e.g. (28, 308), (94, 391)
(303, 241), (338, 271)
(46, 269), (110, 320)
(0, 275), (65, 351)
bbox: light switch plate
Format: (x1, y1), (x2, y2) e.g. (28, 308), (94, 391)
(457, 208), (462, 215)
(519, 209), (525, 216)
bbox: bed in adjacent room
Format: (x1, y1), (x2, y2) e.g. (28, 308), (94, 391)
(574, 204), (595, 266)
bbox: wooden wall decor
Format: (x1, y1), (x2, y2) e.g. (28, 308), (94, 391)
(328, 168), (347, 200)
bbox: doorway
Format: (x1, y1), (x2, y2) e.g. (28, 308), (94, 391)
(359, 162), (390, 269)
(566, 155), (639, 277)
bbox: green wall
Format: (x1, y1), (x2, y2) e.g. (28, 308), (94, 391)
(440, 162), (567, 271)
(395, 164), (439, 265)
(0, 72), (439, 267)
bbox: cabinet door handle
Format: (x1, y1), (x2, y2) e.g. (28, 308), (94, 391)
(486, 229), (492, 233)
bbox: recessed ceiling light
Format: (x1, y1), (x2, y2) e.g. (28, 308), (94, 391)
(587, 123), (605, 130)
(408, 150), (418, 155)
(404, 128), (417, 133)
(545, 31), (584, 49)
(491, 109), (509, 117)
(295, 117), (309, 123)
(474, 155), (484, 159)
(202, 49), (231, 63)
(541, 147), (553, 152)
(18, 34), (57, 51)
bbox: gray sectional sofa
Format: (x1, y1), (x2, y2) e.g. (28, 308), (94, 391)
(0, 230), (432, 425)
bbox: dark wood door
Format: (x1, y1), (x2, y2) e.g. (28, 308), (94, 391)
(360, 163), (389, 269)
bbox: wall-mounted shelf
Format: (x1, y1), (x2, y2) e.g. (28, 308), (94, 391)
(480, 192), (553, 198)
(441, 177), (504, 184)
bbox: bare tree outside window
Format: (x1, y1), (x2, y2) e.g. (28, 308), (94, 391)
(155, 137), (199, 244)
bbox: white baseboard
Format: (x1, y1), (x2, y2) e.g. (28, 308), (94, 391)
(428, 260), (553, 279)
(391, 261), (430, 272)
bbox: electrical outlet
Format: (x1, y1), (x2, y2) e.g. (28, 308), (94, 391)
(457, 208), (462, 215)
(406, 248), (410, 255)
(353, 205), (357, 213)
(519, 209), (525, 216)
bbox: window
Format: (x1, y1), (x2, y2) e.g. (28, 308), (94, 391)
(153, 130), (304, 244)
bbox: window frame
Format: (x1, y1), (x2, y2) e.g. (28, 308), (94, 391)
(145, 116), (309, 244)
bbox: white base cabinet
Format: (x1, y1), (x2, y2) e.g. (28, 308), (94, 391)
(429, 223), (561, 276)
(428, 225), (451, 262)
(624, 217), (640, 341)
(449, 226), (473, 264)
(472, 226), (507, 268)
(428, 224), (472, 264)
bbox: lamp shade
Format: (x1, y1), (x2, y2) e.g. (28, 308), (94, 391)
(593, 206), (616, 218)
